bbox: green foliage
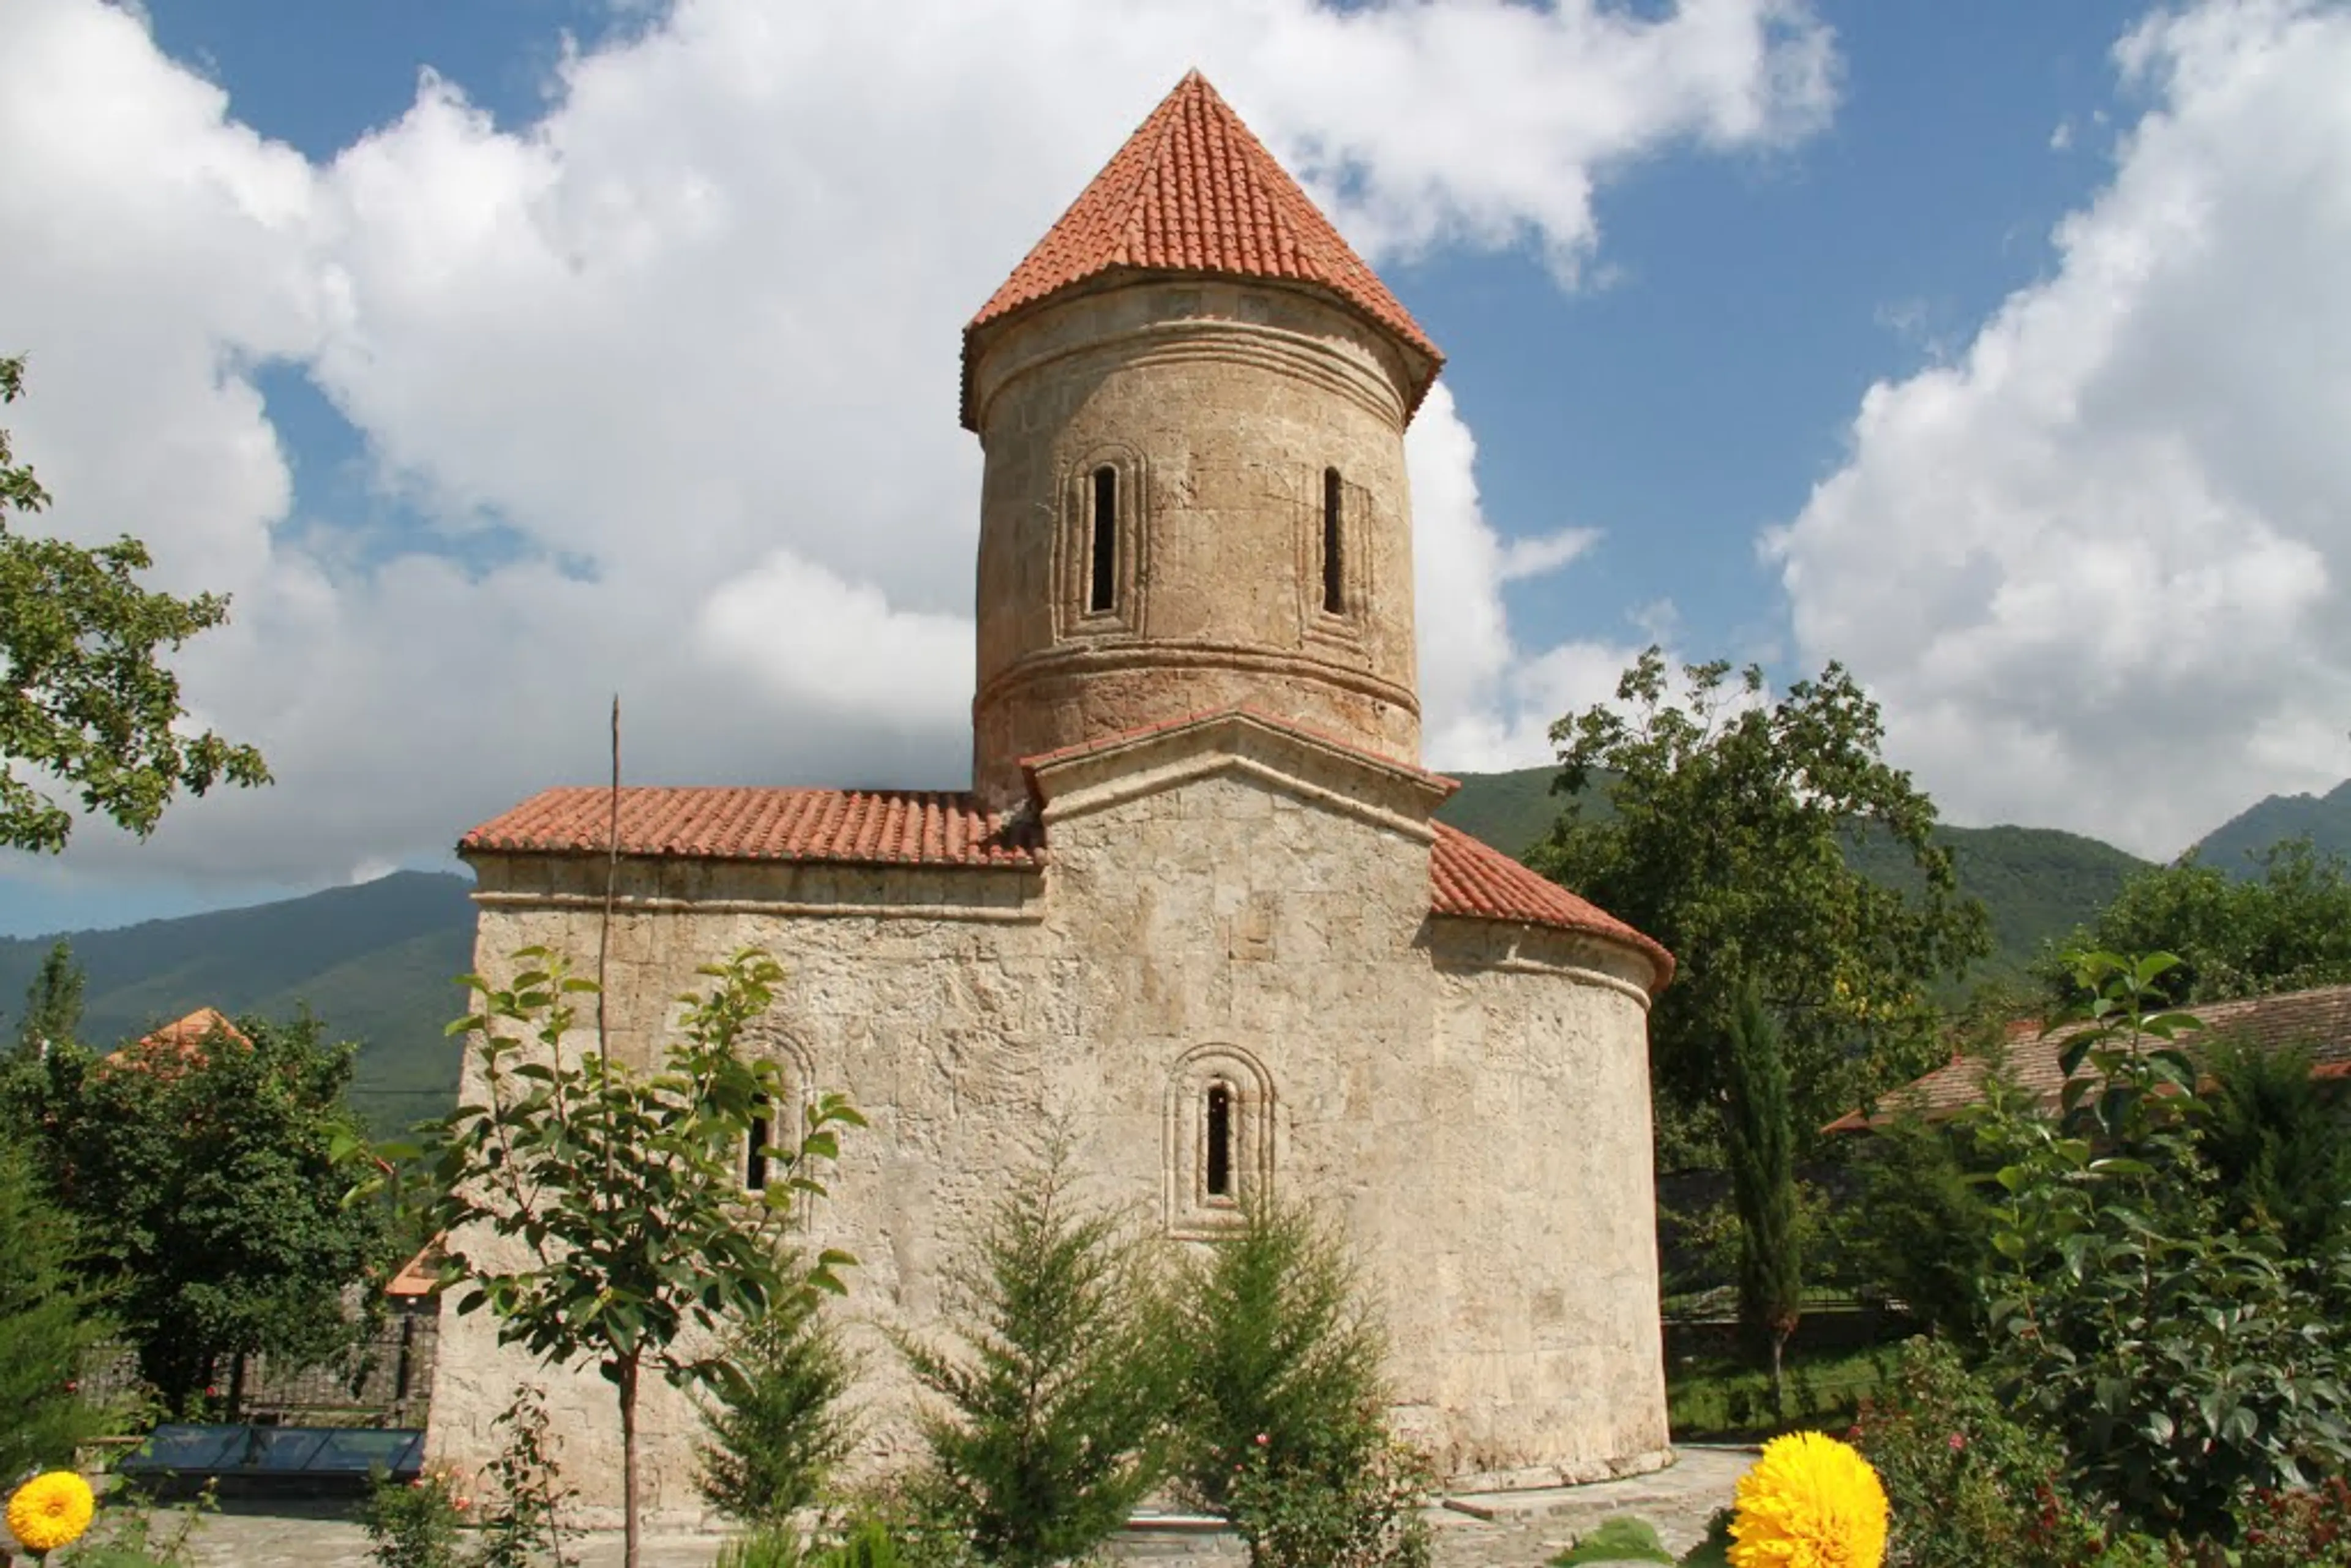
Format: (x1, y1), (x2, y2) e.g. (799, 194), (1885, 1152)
(1164, 1198), (1389, 1514)
(1850, 1337), (2081, 1568)
(0, 1130), (119, 1478)
(1847, 1112), (1998, 1341)
(2197, 1037), (2351, 1259)
(1530, 648), (1990, 1155)
(713, 1518), (918, 1568)
(0, 354), (270, 855)
(363, 1466), (467, 1568)
(1723, 985), (1801, 1406)
(2044, 838), (2351, 1006)
(1228, 1422), (1433, 1568)
(427, 945), (860, 1567)
(1968, 951), (2351, 1539)
(16, 937), (85, 1054)
(1663, 1345), (1886, 1441)
(358, 1391), (576, 1568)
(468, 1384), (579, 1568)
(1549, 1516), (1674, 1564)
(18, 1010), (391, 1412)
(697, 1280), (858, 1525)
(2229, 1477), (2351, 1567)
(51, 1487), (214, 1568)
(899, 1130), (1174, 1568)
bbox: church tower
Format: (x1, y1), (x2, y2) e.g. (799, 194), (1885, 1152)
(962, 72), (1444, 808)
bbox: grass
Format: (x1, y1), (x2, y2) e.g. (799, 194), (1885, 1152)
(1665, 1343), (1893, 1442)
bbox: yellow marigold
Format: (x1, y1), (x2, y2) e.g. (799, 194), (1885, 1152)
(1726, 1431), (1889, 1568)
(7, 1469), (96, 1554)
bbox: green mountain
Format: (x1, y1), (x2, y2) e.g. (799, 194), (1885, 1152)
(0, 872), (476, 1135)
(1435, 768), (2153, 982)
(2190, 779), (2351, 875)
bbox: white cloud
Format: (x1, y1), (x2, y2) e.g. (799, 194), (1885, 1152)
(0, 0), (1834, 896)
(1771, 0), (2351, 859)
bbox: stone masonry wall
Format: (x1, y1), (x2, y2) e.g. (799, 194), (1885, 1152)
(432, 762), (1667, 1523)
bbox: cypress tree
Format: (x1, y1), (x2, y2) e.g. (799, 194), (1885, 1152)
(1724, 983), (1801, 1416)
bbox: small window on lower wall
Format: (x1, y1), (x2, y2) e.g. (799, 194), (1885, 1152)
(1165, 1043), (1275, 1238)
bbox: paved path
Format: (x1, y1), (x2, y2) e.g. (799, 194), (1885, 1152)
(40, 1448), (1750, 1567)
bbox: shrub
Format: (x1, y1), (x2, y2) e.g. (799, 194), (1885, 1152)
(0, 1132), (119, 1480)
(1164, 1197), (1388, 1514)
(698, 1284), (857, 1525)
(1968, 953), (2351, 1539)
(1227, 1420), (1432, 1568)
(2231, 1477), (2351, 1567)
(468, 1385), (577, 1568)
(898, 1130), (1174, 1568)
(362, 1465), (467, 1568)
(1850, 1337), (2079, 1568)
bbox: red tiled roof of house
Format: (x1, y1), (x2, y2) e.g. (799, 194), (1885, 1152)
(460, 787), (1045, 868)
(1430, 823), (1676, 993)
(1822, 983), (2351, 1133)
(386, 1237), (444, 1299)
(99, 1007), (251, 1076)
(962, 70), (1442, 428)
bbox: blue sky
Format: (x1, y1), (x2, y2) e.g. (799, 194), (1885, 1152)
(2, 0), (2347, 937)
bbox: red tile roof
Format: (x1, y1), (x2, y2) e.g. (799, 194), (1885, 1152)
(1430, 824), (1676, 992)
(99, 1007), (251, 1076)
(963, 70), (1442, 428)
(1823, 983), (2351, 1133)
(460, 787), (1044, 868)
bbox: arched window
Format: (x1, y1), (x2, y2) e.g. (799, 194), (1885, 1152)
(1322, 467), (1344, 614)
(746, 1103), (774, 1191)
(1205, 1082), (1234, 1198)
(1090, 465), (1118, 613)
(1165, 1044), (1275, 1237)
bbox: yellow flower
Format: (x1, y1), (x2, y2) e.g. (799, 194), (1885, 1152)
(1726, 1431), (1889, 1568)
(7, 1470), (96, 1555)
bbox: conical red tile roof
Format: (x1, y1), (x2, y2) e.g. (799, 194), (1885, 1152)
(963, 70), (1441, 428)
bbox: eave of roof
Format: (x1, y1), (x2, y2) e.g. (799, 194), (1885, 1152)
(459, 787), (1043, 869)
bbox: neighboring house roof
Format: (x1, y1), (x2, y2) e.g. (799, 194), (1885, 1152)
(962, 70), (1442, 428)
(1823, 983), (2351, 1134)
(461, 787), (1046, 868)
(385, 1238), (443, 1300)
(98, 1007), (251, 1076)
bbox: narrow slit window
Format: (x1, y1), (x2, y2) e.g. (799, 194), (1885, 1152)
(745, 1103), (771, 1193)
(1205, 1083), (1233, 1198)
(1321, 467), (1344, 614)
(1089, 466), (1119, 613)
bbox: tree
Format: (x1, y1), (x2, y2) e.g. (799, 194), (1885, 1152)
(899, 1130), (1176, 1568)
(21, 1011), (391, 1413)
(1723, 985), (1801, 1414)
(696, 1281), (857, 1525)
(1, 353), (269, 853)
(1528, 648), (1990, 1155)
(2042, 836), (2351, 1007)
(0, 1131), (119, 1480)
(15, 937), (84, 1056)
(429, 946), (861, 1568)
(2198, 1037), (2351, 1261)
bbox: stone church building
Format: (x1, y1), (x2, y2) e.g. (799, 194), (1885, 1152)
(436, 71), (1675, 1517)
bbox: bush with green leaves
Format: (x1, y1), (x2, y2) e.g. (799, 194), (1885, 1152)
(1228, 1420), (1431, 1568)
(1967, 951), (2351, 1540)
(2230, 1477), (2351, 1567)
(898, 1131), (1174, 1568)
(0, 1130), (118, 1480)
(697, 1282), (857, 1525)
(1847, 1109), (1998, 1341)
(427, 945), (860, 1568)
(2197, 1035), (2351, 1261)
(362, 1465), (468, 1568)
(1164, 1197), (1388, 1515)
(1163, 1197), (1430, 1568)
